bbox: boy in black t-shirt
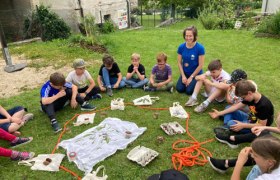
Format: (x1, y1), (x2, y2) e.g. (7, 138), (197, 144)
(123, 53), (148, 88)
(209, 80), (274, 149)
(97, 54), (125, 97)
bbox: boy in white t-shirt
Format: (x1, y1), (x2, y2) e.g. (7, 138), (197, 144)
(185, 59), (230, 113)
(66, 59), (101, 101)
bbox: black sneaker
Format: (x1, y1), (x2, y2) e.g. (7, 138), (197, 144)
(207, 156), (228, 174)
(52, 122), (62, 133)
(10, 137), (33, 148)
(81, 102), (97, 111)
(213, 126), (230, 135)
(215, 133), (238, 149)
(92, 93), (102, 99)
(106, 88), (113, 97)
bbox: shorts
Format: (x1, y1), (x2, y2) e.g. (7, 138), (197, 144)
(207, 87), (225, 103)
(0, 106), (24, 132)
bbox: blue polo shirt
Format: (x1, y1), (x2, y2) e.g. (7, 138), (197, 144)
(40, 81), (72, 98)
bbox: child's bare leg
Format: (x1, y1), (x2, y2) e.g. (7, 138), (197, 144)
(12, 109), (25, 123)
(8, 123), (24, 134)
(191, 80), (204, 99)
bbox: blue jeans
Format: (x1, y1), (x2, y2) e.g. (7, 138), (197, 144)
(224, 105), (250, 133)
(0, 106), (24, 131)
(176, 73), (202, 95)
(123, 77), (148, 88)
(102, 67), (125, 89)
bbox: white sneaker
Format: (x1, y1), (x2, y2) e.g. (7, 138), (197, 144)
(185, 97), (198, 107)
(194, 103), (208, 113)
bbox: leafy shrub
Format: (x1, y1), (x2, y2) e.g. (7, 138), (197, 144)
(199, 14), (220, 30)
(24, 5), (70, 41)
(255, 12), (280, 35)
(218, 18), (234, 29)
(99, 20), (115, 34)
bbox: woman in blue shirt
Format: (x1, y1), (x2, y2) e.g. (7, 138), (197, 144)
(176, 26), (205, 95)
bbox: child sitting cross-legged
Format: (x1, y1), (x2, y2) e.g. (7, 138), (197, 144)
(185, 59), (230, 113)
(123, 53), (148, 88)
(144, 52), (173, 92)
(97, 54), (125, 97)
(40, 72), (96, 133)
(66, 59), (102, 101)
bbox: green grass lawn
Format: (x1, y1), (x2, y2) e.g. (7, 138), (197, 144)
(1, 19), (280, 179)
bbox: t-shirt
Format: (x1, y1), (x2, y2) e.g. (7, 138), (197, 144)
(242, 94), (274, 126)
(177, 42), (205, 75)
(40, 81), (72, 98)
(255, 165), (280, 180)
(98, 63), (121, 78)
(127, 64), (146, 79)
(151, 64), (172, 81)
(66, 70), (92, 89)
(205, 69), (231, 83)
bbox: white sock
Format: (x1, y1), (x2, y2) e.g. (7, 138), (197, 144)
(203, 99), (211, 106)
(191, 92), (197, 100)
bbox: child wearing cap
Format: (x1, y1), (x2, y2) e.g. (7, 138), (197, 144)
(185, 59), (230, 113)
(66, 59), (101, 101)
(97, 54), (125, 97)
(226, 69), (248, 105)
(123, 53), (148, 88)
(209, 80), (274, 148)
(40, 72), (96, 133)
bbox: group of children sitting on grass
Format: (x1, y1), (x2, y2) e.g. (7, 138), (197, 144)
(1, 25), (279, 179)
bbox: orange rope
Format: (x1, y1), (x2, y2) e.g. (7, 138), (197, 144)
(51, 105), (168, 179)
(171, 114), (214, 171)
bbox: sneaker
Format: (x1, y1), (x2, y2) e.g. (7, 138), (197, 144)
(52, 122), (62, 133)
(22, 113), (34, 123)
(213, 126), (230, 135)
(11, 137), (33, 148)
(92, 93), (102, 99)
(185, 97), (198, 107)
(194, 103), (208, 113)
(11, 151), (35, 161)
(169, 87), (174, 93)
(215, 133), (238, 149)
(144, 87), (156, 92)
(106, 88), (113, 97)
(207, 156), (228, 174)
(81, 102), (97, 111)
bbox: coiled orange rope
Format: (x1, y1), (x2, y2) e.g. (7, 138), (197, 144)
(171, 114), (214, 171)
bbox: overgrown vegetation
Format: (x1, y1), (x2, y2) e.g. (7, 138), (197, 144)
(23, 5), (71, 41)
(255, 11), (280, 36)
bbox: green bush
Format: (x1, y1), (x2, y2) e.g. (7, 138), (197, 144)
(99, 20), (115, 34)
(218, 18), (234, 29)
(24, 5), (71, 41)
(255, 12), (280, 35)
(199, 14), (220, 30)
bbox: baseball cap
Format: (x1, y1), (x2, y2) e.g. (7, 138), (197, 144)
(147, 169), (189, 180)
(227, 69), (247, 84)
(73, 58), (86, 69)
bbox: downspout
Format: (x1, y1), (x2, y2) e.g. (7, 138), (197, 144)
(264, 0), (269, 15)
(126, 0), (131, 28)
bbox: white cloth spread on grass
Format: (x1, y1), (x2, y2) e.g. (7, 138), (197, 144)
(18, 154), (65, 171)
(59, 117), (146, 174)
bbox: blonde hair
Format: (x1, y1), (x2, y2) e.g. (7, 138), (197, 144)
(131, 53), (140, 60)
